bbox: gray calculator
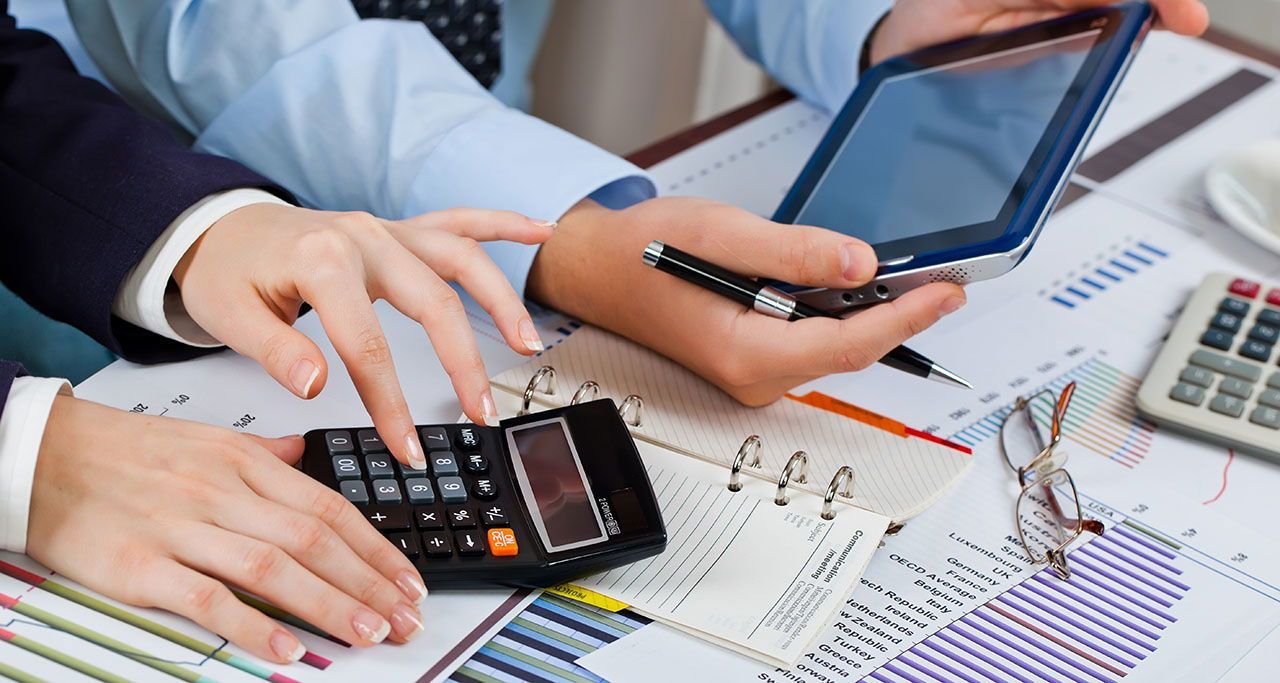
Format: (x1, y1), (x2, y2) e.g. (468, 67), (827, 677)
(1136, 273), (1280, 461)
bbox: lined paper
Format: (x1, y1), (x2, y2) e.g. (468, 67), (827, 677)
(494, 326), (971, 519)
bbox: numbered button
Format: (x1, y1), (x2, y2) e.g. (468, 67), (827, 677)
(357, 429), (387, 453)
(471, 478), (499, 500)
(464, 453), (489, 474)
(448, 507), (477, 529)
(404, 478), (435, 504)
(437, 476), (468, 504)
(396, 459), (428, 476)
(420, 427), (450, 451)
(359, 506), (409, 531)
(457, 427), (481, 452)
(372, 479), (402, 504)
(480, 505), (509, 527)
(431, 453), (459, 476)
(331, 455), (361, 480)
(339, 480), (369, 505)
(414, 507), (445, 531)
(325, 431), (355, 455)
(454, 531), (486, 556)
(365, 455), (395, 479)
(388, 532), (420, 559)
(422, 532), (452, 558)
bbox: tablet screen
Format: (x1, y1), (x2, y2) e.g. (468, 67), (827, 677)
(790, 28), (1103, 257)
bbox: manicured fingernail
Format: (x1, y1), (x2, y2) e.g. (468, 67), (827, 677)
(404, 433), (427, 471)
(352, 608), (390, 644)
(841, 243), (876, 283)
(397, 571), (428, 605)
(391, 603), (425, 642)
(289, 359), (320, 398)
(270, 629), (305, 662)
(532, 219), (558, 229)
(481, 392), (500, 427)
(940, 296), (967, 316)
(519, 318), (544, 352)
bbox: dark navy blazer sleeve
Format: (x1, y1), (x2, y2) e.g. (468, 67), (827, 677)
(0, 1), (291, 364)
(0, 360), (25, 426)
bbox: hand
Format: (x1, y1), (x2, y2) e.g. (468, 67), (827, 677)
(869, 0), (1210, 65)
(176, 204), (555, 468)
(26, 396), (428, 663)
(526, 198), (966, 406)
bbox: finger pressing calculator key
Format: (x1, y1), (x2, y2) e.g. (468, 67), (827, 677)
(301, 400), (667, 588)
(1137, 273), (1280, 462)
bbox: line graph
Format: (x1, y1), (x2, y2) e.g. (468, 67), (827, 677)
(951, 357), (1156, 468)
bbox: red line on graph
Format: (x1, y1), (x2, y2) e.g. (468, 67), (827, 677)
(1202, 449), (1235, 505)
(986, 603), (1128, 677)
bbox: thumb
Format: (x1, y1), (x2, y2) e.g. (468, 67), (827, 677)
(212, 302), (329, 400)
(245, 434), (306, 465)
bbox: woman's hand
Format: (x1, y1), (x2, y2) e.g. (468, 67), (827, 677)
(176, 205), (555, 469)
(26, 397), (428, 663)
(869, 0), (1210, 65)
(527, 198), (966, 406)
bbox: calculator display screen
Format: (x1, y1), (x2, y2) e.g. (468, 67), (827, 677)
(507, 418), (609, 552)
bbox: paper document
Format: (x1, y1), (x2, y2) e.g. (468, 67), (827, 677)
(575, 441), (887, 667)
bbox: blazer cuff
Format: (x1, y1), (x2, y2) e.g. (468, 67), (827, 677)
(0, 377), (71, 553)
(112, 189), (292, 348)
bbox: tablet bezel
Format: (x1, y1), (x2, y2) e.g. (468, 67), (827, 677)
(771, 4), (1147, 273)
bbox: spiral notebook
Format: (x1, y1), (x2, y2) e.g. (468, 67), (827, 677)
(488, 326), (972, 665)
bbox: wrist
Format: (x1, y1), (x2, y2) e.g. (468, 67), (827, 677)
(527, 198), (619, 322)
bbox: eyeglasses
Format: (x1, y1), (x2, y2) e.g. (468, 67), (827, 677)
(998, 381), (1104, 579)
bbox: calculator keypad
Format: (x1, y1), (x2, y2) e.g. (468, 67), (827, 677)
(315, 425), (534, 573)
(1165, 280), (1280, 435)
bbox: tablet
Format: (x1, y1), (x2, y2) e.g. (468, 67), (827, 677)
(772, 2), (1154, 314)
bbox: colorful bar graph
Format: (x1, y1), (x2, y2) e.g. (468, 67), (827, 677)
(0, 626), (131, 683)
(0, 560), (312, 680)
(951, 358), (1155, 468)
(451, 595), (650, 683)
(868, 529), (1188, 683)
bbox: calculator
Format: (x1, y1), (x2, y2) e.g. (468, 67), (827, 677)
(1136, 273), (1280, 461)
(302, 399), (667, 588)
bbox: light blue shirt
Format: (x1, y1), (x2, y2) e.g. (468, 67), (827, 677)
(65, 0), (892, 295)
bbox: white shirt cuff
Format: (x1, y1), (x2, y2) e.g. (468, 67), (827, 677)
(0, 377), (72, 553)
(112, 188), (292, 347)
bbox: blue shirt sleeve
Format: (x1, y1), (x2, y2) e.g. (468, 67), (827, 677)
(703, 0), (894, 113)
(66, 0), (656, 295)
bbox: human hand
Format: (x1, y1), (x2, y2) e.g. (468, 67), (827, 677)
(176, 204), (555, 468)
(869, 0), (1210, 65)
(25, 396), (428, 663)
(526, 198), (966, 406)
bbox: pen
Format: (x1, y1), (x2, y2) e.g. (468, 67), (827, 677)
(642, 240), (972, 389)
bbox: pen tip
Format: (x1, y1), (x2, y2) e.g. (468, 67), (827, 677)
(928, 364), (973, 389)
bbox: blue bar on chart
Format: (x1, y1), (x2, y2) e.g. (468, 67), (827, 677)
(1051, 241), (1169, 309)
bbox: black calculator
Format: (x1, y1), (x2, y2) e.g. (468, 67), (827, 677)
(302, 399), (667, 588)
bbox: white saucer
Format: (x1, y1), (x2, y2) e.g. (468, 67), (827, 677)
(1205, 139), (1280, 256)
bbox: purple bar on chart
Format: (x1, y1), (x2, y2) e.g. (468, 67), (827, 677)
(920, 638), (1004, 682)
(882, 661), (927, 683)
(1072, 554), (1178, 607)
(943, 627), (1036, 683)
(907, 647), (982, 683)
(1084, 543), (1192, 592)
(1000, 591), (1144, 664)
(1095, 533), (1183, 575)
(966, 611), (1106, 683)
(1025, 577), (1160, 646)
(1111, 524), (1178, 560)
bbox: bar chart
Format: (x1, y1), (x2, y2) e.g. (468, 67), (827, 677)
(950, 357), (1155, 469)
(1044, 240), (1171, 310)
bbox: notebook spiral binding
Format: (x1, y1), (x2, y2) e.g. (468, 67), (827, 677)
(522, 366), (866, 520)
(521, 365), (646, 428)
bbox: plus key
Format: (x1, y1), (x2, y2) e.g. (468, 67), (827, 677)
(358, 506), (409, 531)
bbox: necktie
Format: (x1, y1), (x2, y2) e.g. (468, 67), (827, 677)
(353, 0), (503, 88)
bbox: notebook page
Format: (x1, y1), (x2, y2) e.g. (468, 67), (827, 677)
(493, 326), (971, 519)
(574, 437), (889, 667)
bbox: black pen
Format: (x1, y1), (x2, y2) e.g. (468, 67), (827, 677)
(642, 240), (972, 389)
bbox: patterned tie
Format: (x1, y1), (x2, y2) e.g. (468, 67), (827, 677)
(353, 0), (503, 88)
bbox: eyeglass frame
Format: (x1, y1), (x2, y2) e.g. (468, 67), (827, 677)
(998, 381), (1104, 579)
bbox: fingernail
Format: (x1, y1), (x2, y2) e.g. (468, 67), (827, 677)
(519, 318), (544, 352)
(940, 296), (967, 316)
(841, 243), (876, 283)
(391, 603), (425, 642)
(352, 607), (390, 644)
(404, 433), (427, 471)
(532, 219), (558, 229)
(481, 392), (501, 427)
(289, 359), (320, 398)
(270, 629), (305, 662)
(397, 571), (428, 605)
